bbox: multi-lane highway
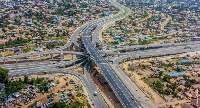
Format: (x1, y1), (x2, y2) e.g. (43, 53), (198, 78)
(83, 62), (108, 107)
(81, 0), (142, 107)
(0, 51), (84, 61)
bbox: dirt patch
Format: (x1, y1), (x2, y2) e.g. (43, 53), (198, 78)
(121, 62), (165, 106)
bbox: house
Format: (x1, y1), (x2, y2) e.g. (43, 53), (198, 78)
(178, 59), (193, 63)
(181, 103), (193, 108)
(177, 78), (186, 85)
(48, 77), (54, 82)
(191, 98), (200, 107)
(192, 84), (200, 90)
(34, 47), (40, 52)
(167, 72), (183, 77)
(184, 92), (192, 98)
(50, 82), (56, 87)
(24, 85), (32, 89)
(157, 68), (166, 72)
(156, 68), (166, 75)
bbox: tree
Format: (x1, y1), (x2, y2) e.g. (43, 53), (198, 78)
(30, 78), (35, 85)
(163, 75), (172, 82)
(176, 67), (181, 72)
(165, 89), (172, 95)
(185, 81), (192, 88)
(0, 67), (9, 84)
(190, 79), (196, 83)
(172, 82), (178, 91)
(50, 102), (66, 108)
(173, 91), (178, 97)
(158, 88), (165, 94)
(2, 28), (6, 33)
(178, 88), (182, 92)
(18, 78), (22, 82)
(24, 75), (29, 83)
(159, 71), (163, 78)
(155, 80), (163, 89)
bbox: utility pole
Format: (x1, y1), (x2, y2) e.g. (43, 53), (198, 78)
(197, 89), (198, 108)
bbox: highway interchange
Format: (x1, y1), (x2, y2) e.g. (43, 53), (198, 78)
(2, 0), (200, 107)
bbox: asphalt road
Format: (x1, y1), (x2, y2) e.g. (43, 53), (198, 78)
(0, 51), (84, 61)
(83, 62), (108, 108)
(81, 0), (141, 107)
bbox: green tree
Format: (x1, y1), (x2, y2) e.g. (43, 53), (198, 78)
(2, 28), (6, 33)
(176, 67), (181, 72)
(0, 67), (9, 84)
(24, 75), (29, 83)
(172, 82), (178, 91)
(30, 78), (35, 85)
(185, 81), (192, 88)
(190, 79), (196, 83)
(163, 75), (172, 82)
(50, 102), (66, 108)
(159, 71), (163, 78)
(155, 80), (163, 89)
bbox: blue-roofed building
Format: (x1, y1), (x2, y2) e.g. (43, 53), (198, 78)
(109, 30), (116, 34)
(46, 85), (51, 89)
(178, 59), (193, 63)
(55, 17), (62, 21)
(167, 72), (183, 77)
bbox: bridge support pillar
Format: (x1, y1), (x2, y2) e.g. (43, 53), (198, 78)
(78, 47), (80, 52)
(3, 60), (5, 64)
(28, 57), (29, 63)
(51, 54), (53, 60)
(72, 54), (73, 60)
(40, 55), (41, 61)
(60, 53), (64, 61)
(16, 59), (18, 64)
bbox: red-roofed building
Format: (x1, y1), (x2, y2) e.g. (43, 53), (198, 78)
(48, 77), (54, 82)
(73, 3), (80, 6)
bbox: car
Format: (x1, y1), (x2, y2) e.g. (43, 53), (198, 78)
(31, 53), (33, 54)
(94, 91), (97, 96)
(8, 56), (11, 58)
(131, 96), (134, 100)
